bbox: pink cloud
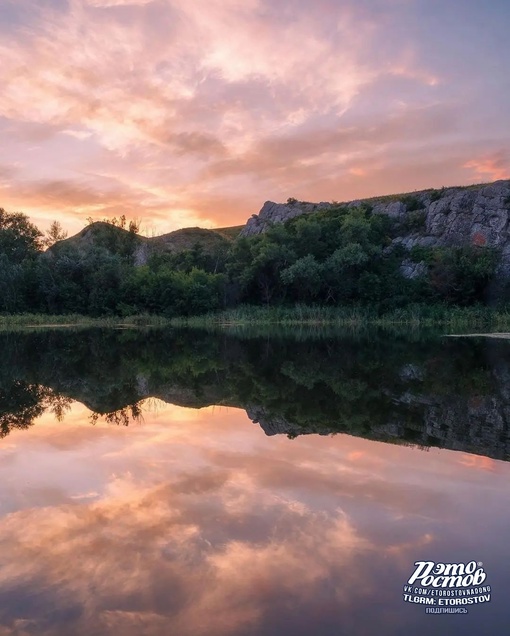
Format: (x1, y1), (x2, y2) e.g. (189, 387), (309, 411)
(0, 1), (506, 234)
(463, 151), (510, 181)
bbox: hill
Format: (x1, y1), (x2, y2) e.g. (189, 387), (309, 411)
(47, 221), (243, 264)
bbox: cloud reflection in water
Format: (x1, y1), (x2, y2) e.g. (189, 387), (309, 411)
(0, 402), (507, 636)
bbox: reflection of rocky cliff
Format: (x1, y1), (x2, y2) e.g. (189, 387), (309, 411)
(389, 390), (510, 460)
(1, 329), (510, 461)
(247, 398), (510, 461)
(246, 405), (332, 437)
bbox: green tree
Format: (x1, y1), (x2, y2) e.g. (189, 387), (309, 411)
(428, 246), (498, 305)
(43, 221), (68, 248)
(0, 208), (42, 263)
(280, 255), (322, 301)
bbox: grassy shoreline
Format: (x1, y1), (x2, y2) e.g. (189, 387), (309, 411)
(3, 304), (510, 331)
(170, 304), (510, 330)
(0, 313), (172, 330)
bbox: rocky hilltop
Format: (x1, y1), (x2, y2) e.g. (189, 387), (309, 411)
(241, 180), (510, 279)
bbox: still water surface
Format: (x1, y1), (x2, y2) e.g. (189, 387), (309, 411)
(0, 328), (508, 635)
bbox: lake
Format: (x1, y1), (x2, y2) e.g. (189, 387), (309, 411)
(0, 327), (508, 635)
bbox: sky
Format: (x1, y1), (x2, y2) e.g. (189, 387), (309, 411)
(0, 0), (509, 236)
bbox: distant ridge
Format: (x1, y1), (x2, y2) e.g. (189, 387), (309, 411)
(47, 221), (243, 265)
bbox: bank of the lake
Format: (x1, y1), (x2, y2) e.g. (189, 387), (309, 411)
(3, 304), (510, 330)
(171, 304), (510, 330)
(0, 313), (171, 330)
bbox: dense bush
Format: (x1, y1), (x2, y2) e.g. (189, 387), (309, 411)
(428, 246), (498, 305)
(429, 188), (446, 202)
(401, 195), (425, 211)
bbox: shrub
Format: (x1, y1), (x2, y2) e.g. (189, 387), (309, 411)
(409, 245), (434, 264)
(429, 188), (445, 202)
(401, 210), (427, 232)
(428, 246), (499, 305)
(401, 195), (425, 212)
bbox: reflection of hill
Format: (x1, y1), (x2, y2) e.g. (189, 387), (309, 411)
(0, 329), (509, 461)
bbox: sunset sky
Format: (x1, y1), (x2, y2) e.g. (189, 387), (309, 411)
(1, 0), (509, 236)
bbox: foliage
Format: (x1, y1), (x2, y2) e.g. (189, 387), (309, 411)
(401, 210), (427, 232)
(43, 221), (68, 248)
(227, 205), (399, 306)
(0, 208), (42, 263)
(119, 265), (225, 317)
(87, 214), (140, 234)
(148, 241), (229, 275)
(82, 223), (140, 259)
(0, 202), (502, 317)
(429, 188), (446, 202)
(401, 195), (425, 211)
(428, 246), (498, 305)
(409, 245), (434, 264)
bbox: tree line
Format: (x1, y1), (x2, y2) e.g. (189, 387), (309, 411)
(0, 203), (500, 316)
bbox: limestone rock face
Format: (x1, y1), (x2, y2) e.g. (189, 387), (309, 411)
(241, 181), (510, 246)
(239, 180), (510, 284)
(242, 200), (334, 236)
(399, 259), (427, 280)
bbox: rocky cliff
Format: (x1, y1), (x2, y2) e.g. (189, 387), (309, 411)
(241, 180), (510, 281)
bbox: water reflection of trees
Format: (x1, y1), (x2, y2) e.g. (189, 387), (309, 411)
(0, 377), (144, 435)
(0, 382), (72, 438)
(89, 402), (144, 427)
(0, 328), (509, 460)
